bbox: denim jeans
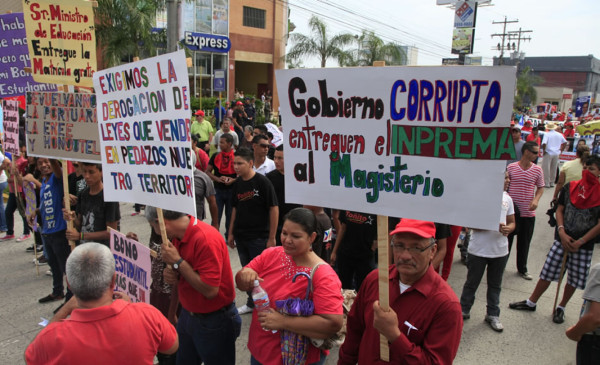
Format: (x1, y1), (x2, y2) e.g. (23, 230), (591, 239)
(215, 189), (233, 237)
(176, 304), (241, 365)
(460, 253), (509, 317)
(42, 230), (70, 296)
(6, 192), (30, 236)
(0, 181), (8, 231)
(236, 237), (268, 307)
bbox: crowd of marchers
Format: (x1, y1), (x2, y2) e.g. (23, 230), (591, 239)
(17, 108), (600, 365)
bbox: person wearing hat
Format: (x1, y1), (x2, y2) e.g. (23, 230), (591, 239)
(191, 110), (213, 152)
(508, 124), (525, 165)
(339, 219), (462, 364)
(542, 122), (567, 188)
(522, 120), (534, 133)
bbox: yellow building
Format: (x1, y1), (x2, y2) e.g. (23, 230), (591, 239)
(229, 0), (288, 110)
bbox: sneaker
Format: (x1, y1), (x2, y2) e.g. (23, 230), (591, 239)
(0, 234), (15, 241)
(131, 212), (140, 216)
(519, 272), (533, 280)
(462, 312), (470, 320)
(237, 304), (254, 315)
(553, 307), (565, 324)
(45, 270), (52, 277)
(39, 293), (64, 303)
(485, 315), (504, 332)
(16, 234), (31, 242)
(33, 256), (48, 265)
(25, 245), (35, 252)
(509, 300), (536, 311)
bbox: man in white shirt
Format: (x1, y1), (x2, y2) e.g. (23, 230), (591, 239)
(252, 134), (275, 175)
(212, 118), (239, 152)
(541, 122), (567, 188)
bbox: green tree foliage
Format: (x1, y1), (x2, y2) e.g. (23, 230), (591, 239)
(514, 66), (542, 110)
(340, 30), (406, 67)
(286, 16), (354, 68)
(95, 0), (165, 67)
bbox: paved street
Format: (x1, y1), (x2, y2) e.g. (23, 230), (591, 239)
(0, 187), (593, 364)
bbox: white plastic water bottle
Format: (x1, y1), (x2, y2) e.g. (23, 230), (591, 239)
(251, 280), (270, 312)
(251, 280), (276, 333)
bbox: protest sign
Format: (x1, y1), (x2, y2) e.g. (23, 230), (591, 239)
(265, 122), (283, 147)
(24, 182), (39, 232)
(2, 100), (20, 156)
(25, 91), (100, 162)
(22, 0), (97, 87)
(93, 50), (195, 216)
(0, 13), (57, 98)
(275, 66), (516, 230)
(109, 229), (152, 304)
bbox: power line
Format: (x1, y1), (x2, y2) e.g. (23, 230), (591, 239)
(491, 16), (519, 65)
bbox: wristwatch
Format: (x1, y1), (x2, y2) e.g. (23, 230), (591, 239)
(173, 258), (184, 270)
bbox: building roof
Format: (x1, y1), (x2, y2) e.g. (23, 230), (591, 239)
(496, 55), (600, 74)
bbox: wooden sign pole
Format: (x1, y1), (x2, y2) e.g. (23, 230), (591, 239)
(372, 59), (390, 362)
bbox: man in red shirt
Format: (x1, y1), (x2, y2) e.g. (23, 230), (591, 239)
(153, 207), (241, 365)
(338, 219), (463, 364)
(25, 242), (178, 364)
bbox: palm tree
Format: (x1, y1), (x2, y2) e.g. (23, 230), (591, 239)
(286, 16), (354, 68)
(514, 67), (542, 110)
(340, 30), (406, 67)
(95, 0), (165, 67)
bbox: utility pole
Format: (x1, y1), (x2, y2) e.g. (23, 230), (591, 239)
(491, 16), (518, 65)
(508, 27), (533, 53)
(166, 0), (181, 53)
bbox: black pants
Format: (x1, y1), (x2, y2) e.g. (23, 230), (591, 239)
(507, 213), (536, 274)
(6, 193), (29, 236)
(336, 253), (375, 291)
(577, 334), (600, 365)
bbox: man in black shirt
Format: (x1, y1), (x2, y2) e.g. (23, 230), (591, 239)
(266, 145), (301, 246)
(64, 163), (120, 247)
(228, 147), (278, 315)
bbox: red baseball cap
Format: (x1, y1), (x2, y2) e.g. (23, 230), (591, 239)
(389, 219), (436, 238)
(236, 101), (243, 106)
(194, 110), (205, 117)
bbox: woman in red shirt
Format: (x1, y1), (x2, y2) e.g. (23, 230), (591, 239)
(236, 208), (343, 365)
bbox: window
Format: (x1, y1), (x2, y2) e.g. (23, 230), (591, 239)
(243, 6), (266, 29)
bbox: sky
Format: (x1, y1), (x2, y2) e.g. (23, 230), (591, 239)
(286, 0), (600, 67)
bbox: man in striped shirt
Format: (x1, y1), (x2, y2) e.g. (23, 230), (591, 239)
(507, 141), (545, 280)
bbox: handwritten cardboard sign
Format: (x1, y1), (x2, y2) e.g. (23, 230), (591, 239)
(109, 229), (152, 304)
(25, 91), (100, 162)
(22, 0), (97, 87)
(0, 13), (58, 98)
(2, 99), (20, 156)
(93, 50), (195, 216)
(275, 66), (516, 230)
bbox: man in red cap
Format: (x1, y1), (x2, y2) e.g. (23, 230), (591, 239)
(191, 110), (213, 152)
(339, 219), (463, 364)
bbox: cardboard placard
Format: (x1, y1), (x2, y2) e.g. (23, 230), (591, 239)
(109, 229), (152, 304)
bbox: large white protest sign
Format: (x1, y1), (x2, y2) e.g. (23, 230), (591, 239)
(93, 50), (195, 216)
(109, 229), (152, 304)
(276, 66), (516, 230)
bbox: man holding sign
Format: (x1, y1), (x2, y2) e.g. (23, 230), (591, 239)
(339, 219), (462, 364)
(147, 207), (241, 365)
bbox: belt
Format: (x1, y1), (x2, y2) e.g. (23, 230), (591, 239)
(42, 230), (66, 237)
(188, 302), (234, 318)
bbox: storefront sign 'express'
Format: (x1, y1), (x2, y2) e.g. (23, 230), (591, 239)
(184, 32), (231, 53)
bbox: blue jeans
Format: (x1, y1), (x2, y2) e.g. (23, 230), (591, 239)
(215, 189), (233, 237)
(460, 253), (508, 317)
(176, 304), (241, 365)
(0, 181), (8, 231)
(251, 351), (326, 365)
(42, 230), (70, 296)
(236, 237), (267, 307)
